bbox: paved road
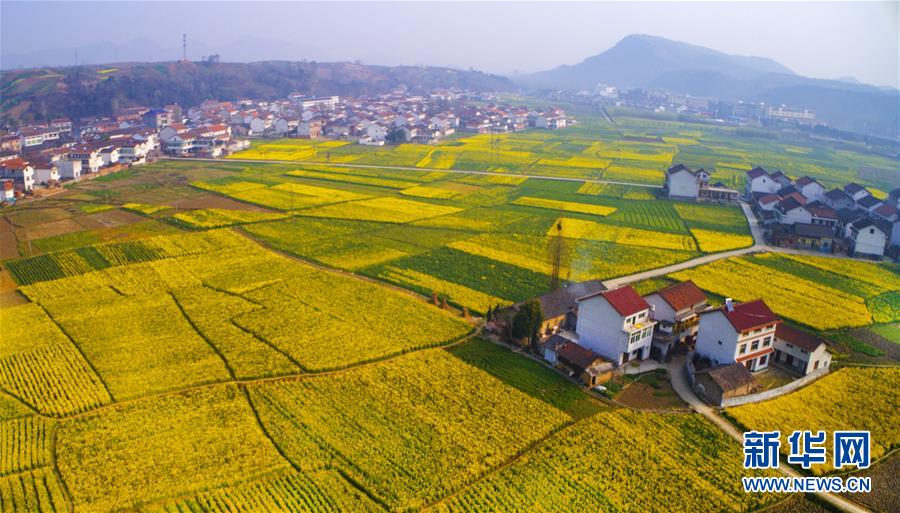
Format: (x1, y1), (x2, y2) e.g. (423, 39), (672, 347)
(667, 357), (872, 513)
(166, 156), (664, 189)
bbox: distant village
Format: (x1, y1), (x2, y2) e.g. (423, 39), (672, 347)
(0, 88), (571, 202)
(663, 163), (900, 259)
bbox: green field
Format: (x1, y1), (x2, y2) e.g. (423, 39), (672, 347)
(1, 110), (898, 512)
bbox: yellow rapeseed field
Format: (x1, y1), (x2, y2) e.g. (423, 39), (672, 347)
(669, 257), (872, 329)
(249, 350), (571, 511)
(512, 196), (617, 216)
(555, 217), (698, 251)
(300, 196), (462, 223)
(172, 208), (288, 228)
(0, 304), (111, 415)
(728, 367), (900, 475)
(427, 410), (780, 513)
(56, 385), (289, 513)
(690, 228), (754, 252)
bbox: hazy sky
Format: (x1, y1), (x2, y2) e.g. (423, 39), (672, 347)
(2, 1), (898, 87)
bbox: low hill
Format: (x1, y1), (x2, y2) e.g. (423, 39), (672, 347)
(0, 60), (513, 127)
(521, 35), (899, 137)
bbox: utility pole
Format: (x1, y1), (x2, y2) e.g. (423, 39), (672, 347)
(182, 34), (187, 63)
(548, 220), (565, 291)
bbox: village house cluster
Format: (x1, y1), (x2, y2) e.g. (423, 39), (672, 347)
(499, 280), (832, 407)
(197, 88), (570, 145)
(745, 166), (900, 258)
(0, 88), (570, 202)
(0, 104), (246, 202)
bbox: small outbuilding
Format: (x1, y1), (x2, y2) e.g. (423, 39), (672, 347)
(693, 363), (758, 406)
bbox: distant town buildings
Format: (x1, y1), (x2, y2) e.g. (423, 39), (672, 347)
(745, 166), (898, 258)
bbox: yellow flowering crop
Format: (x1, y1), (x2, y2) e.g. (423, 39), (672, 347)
(690, 228), (754, 252)
(513, 196), (617, 216)
(670, 256), (872, 330)
(172, 208), (288, 229)
(0, 304), (111, 415)
(300, 196), (462, 223)
(428, 410), (780, 513)
(555, 217), (698, 251)
(728, 368), (900, 475)
(56, 385), (289, 513)
(249, 350), (570, 511)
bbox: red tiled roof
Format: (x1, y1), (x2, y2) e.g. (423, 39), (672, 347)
(0, 157), (31, 170)
(655, 280), (708, 311)
(776, 324), (826, 352)
(758, 194), (779, 205)
(735, 346), (774, 363)
(721, 299), (780, 332)
(595, 286), (650, 317)
(795, 176), (818, 186)
(875, 204), (897, 217)
(557, 341), (605, 370)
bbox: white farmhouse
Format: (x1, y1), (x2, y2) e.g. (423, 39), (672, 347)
(794, 176), (825, 203)
(843, 183), (870, 202)
(55, 159), (82, 180)
(695, 299), (780, 372)
(643, 280), (708, 361)
(0, 158), (35, 192)
(775, 197), (812, 225)
(575, 285), (656, 366)
(744, 167), (780, 196)
(772, 324), (832, 376)
(848, 219), (887, 257)
(665, 164), (709, 200)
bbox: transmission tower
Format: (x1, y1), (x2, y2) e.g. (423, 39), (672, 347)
(181, 34), (187, 63)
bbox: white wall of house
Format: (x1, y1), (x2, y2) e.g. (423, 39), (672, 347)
(852, 226), (887, 256)
(644, 294), (675, 323)
(56, 160), (82, 180)
(695, 311), (739, 365)
(746, 175), (779, 195)
(576, 297), (654, 366)
(892, 222), (900, 247)
(34, 166), (59, 184)
(666, 170), (699, 199)
(773, 339), (831, 375)
(799, 182), (825, 202)
(778, 206), (813, 225)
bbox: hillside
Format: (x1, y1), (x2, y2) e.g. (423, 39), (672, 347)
(0, 60), (513, 127)
(521, 34), (899, 137)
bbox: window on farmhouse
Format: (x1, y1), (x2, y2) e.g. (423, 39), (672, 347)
(739, 344), (746, 354)
(751, 341), (759, 351)
(763, 336), (772, 346)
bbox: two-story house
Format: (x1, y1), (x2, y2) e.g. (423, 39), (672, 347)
(665, 164), (709, 200)
(695, 299), (780, 372)
(643, 280), (709, 361)
(772, 324), (832, 376)
(775, 197), (812, 225)
(0, 158), (35, 192)
(823, 188), (854, 211)
(744, 167), (780, 196)
(794, 176), (825, 202)
(576, 285), (656, 366)
(848, 219), (888, 257)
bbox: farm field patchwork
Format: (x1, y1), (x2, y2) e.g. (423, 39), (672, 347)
(248, 349), (572, 511)
(2, 116), (898, 513)
(668, 253), (886, 330)
(727, 367), (900, 475)
(426, 409), (780, 513)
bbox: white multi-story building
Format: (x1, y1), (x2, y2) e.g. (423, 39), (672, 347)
(772, 324), (832, 376)
(848, 219), (888, 257)
(665, 164), (709, 200)
(695, 299), (780, 372)
(0, 158), (35, 192)
(576, 286), (657, 366)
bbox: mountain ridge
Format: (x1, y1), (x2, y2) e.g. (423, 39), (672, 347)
(519, 34), (898, 137)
